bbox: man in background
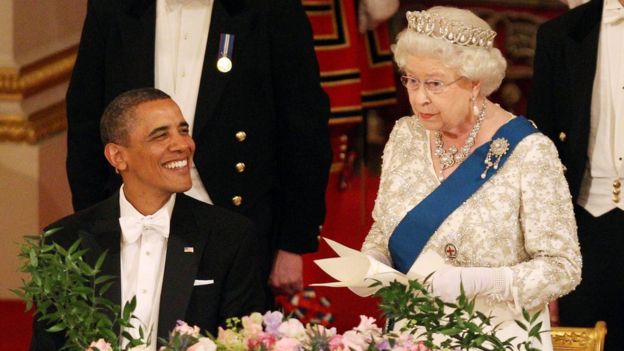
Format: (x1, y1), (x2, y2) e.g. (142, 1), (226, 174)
(528, 0), (623, 349)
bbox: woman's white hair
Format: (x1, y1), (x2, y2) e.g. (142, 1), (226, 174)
(393, 6), (507, 96)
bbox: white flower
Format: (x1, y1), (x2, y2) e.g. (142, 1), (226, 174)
(187, 337), (217, 351)
(173, 320), (201, 337)
(242, 312), (264, 337)
(277, 318), (306, 340)
(86, 339), (112, 351)
(340, 330), (369, 351)
(355, 315), (382, 335)
(273, 337), (302, 351)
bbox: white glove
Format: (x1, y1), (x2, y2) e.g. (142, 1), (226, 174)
(431, 267), (512, 303)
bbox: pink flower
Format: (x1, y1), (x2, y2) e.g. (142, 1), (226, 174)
(86, 338), (112, 351)
(173, 320), (201, 337)
(413, 341), (430, 351)
(187, 337), (217, 351)
(277, 318), (305, 339)
(273, 337), (302, 351)
(247, 333), (277, 350)
(328, 334), (344, 351)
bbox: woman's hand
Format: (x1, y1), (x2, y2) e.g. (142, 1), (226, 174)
(431, 267), (511, 303)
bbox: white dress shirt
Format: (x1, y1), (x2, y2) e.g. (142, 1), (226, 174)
(577, 0), (624, 216)
(155, 0), (214, 204)
(119, 187), (176, 350)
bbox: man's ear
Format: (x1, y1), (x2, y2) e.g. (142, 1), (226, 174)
(104, 143), (128, 173)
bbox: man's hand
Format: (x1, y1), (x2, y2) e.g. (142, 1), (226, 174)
(269, 250), (304, 295)
(549, 299), (560, 326)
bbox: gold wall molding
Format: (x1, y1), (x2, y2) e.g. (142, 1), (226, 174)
(0, 46), (77, 143)
(0, 102), (67, 144)
(0, 45), (77, 100)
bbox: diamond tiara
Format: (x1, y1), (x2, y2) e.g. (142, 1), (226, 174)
(406, 10), (497, 49)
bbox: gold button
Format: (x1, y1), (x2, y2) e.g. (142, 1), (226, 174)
(235, 162), (246, 173)
(558, 132), (566, 142)
(562, 165), (567, 173)
(614, 179), (621, 188)
(232, 196), (242, 206)
(235, 131), (247, 142)
(613, 188), (621, 195)
(612, 194), (620, 203)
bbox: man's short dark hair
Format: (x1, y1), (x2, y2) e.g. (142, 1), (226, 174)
(100, 88), (171, 145)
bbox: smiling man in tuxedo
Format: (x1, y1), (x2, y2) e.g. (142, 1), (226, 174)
(31, 88), (264, 351)
(66, 0), (332, 303)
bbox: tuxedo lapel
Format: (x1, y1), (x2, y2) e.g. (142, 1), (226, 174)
(119, 0), (156, 88)
(565, 0), (601, 148)
(158, 194), (207, 339)
(78, 194), (123, 314)
(192, 0), (248, 137)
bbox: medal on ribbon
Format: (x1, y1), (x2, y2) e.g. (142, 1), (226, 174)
(217, 33), (234, 73)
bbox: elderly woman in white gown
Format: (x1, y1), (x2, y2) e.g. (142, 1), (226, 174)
(361, 6), (581, 350)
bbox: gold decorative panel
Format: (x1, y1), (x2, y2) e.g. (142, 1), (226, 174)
(0, 46), (76, 143)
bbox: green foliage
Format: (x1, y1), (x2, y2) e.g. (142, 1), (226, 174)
(304, 325), (333, 351)
(12, 229), (142, 351)
(373, 277), (543, 351)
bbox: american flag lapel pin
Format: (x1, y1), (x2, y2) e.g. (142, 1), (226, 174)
(184, 247), (194, 253)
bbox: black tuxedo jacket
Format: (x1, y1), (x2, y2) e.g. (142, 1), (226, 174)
(30, 193), (264, 350)
(527, 0), (603, 202)
(66, 0), (332, 262)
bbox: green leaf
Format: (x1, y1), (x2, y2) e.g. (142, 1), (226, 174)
(515, 320), (527, 331)
(94, 274), (115, 285)
(530, 310), (541, 324)
(29, 249), (38, 267)
(529, 321), (543, 343)
(94, 251), (108, 272)
(438, 327), (463, 336)
(46, 323), (66, 333)
(522, 308), (531, 322)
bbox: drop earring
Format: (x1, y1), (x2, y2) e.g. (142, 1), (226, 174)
(472, 96), (480, 117)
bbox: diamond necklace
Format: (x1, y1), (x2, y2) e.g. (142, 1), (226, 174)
(434, 102), (486, 178)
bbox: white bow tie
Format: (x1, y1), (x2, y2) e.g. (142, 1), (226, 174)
(604, 7), (624, 24)
(119, 212), (170, 244)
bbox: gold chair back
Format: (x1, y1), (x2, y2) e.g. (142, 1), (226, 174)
(551, 321), (607, 351)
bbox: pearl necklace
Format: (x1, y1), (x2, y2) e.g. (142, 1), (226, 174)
(434, 102), (486, 179)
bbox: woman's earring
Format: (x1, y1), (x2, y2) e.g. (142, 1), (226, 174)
(471, 96), (479, 117)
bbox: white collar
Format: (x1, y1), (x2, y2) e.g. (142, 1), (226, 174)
(119, 185), (176, 223)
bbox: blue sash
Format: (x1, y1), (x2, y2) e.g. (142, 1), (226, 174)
(389, 116), (538, 273)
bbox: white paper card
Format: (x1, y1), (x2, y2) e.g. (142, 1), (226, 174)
(312, 237), (450, 297)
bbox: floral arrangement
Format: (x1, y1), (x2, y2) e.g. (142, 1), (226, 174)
(14, 230), (544, 351)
